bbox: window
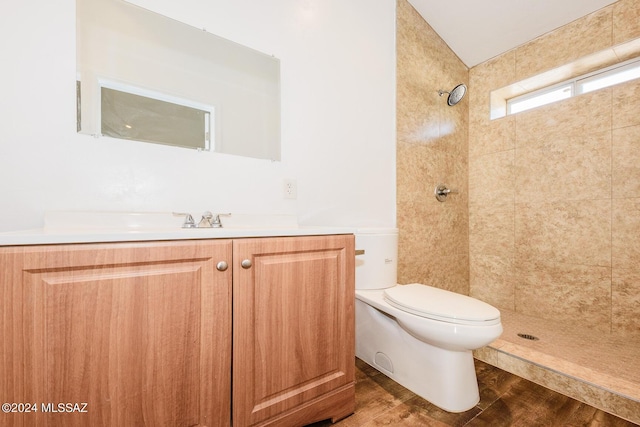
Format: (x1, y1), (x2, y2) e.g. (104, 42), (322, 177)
(506, 57), (640, 115)
(577, 59), (640, 94)
(508, 83), (573, 115)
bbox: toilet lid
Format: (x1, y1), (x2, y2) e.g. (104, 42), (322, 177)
(383, 284), (501, 325)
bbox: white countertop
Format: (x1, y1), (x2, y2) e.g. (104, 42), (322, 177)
(0, 212), (355, 246)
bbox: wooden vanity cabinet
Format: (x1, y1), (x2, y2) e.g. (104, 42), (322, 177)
(0, 234), (355, 427)
(0, 239), (233, 427)
(232, 235), (355, 426)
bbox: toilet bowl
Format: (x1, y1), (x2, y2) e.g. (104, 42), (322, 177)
(354, 229), (503, 413)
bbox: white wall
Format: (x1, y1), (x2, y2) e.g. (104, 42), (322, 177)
(0, 0), (396, 232)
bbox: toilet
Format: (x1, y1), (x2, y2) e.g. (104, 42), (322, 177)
(355, 229), (503, 413)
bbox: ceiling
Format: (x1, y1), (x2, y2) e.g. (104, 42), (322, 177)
(407, 0), (619, 68)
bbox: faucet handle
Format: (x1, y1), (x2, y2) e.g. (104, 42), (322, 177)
(434, 184), (459, 202)
(173, 212), (197, 228)
(197, 212), (231, 228)
(210, 213), (232, 228)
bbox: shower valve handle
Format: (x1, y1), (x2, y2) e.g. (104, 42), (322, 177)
(435, 184), (458, 202)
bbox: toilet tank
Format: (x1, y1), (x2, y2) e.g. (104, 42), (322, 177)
(355, 228), (398, 290)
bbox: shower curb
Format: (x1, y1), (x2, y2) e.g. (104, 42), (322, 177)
(474, 344), (640, 425)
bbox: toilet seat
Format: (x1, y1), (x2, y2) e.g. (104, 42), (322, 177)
(383, 284), (501, 326)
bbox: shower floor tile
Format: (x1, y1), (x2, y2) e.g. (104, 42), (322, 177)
(493, 309), (640, 401)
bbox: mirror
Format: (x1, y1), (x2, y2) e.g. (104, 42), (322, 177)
(76, 0), (281, 160)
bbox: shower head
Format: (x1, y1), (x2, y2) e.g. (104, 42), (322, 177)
(438, 84), (467, 106)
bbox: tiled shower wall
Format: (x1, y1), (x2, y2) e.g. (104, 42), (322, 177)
(396, 0), (469, 294)
(469, 0), (640, 337)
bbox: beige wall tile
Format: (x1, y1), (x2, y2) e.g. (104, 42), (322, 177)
(469, 204), (514, 258)
(438, 102), (469, 159)
(396, 0), (469, 295)
(396, 0), (467, 149)
(515, 200), (611, 267)
(398, 198), (468, 258)
(470, 51), (517, 92)
(398, 252), (469, 295)
(469, 115), (516, 158)
(396, 0), (469, 165)
(469, 150), (514, 207)
(515, 261), (612, 331)
(612, 125), (640, 198)
(613, 0), (640, 44)
(515, 90), (612, 146)
(397, 143), (446, 205)
(514, 7), (613, 80)
(515, 131), (611, 204)
(397, 143), (467, 206)
(469, 52), (517, 158)
(612, 268), (640, 337)
(612, 197), (640, 269)
(470, 254), (515, 310)
(612, 78), (640, 130)
(396, 96), (468, 156)
(397, 244), (469, 293)
(396, 38), (441, 145)
(397, 86), (441, 145)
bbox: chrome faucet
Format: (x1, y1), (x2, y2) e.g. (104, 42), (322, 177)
(198, 211), (232, 228)
(173, 212), (197, 228)
(175, 211), (231, 228)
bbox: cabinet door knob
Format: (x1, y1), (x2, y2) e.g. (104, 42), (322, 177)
(241, 259), (252, 269)
(216, 261), (229, 271)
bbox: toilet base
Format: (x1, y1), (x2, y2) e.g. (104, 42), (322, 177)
(355, 299), (480, 413)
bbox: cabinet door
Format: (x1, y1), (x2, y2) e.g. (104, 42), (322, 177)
(0, 240), (232, 427)
(233, 235), (355, 426)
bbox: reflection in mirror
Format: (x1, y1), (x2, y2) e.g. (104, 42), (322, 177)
(101, 87), (211, 150)
(76, 0), (281, 160)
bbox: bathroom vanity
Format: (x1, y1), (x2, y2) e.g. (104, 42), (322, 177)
(0, 217), (355, 426)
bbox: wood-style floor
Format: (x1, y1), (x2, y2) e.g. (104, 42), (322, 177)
(310, 358), (638, 427)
